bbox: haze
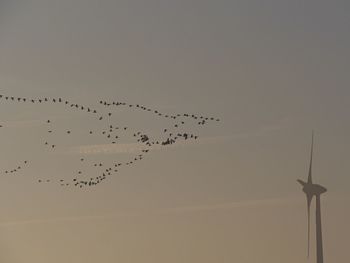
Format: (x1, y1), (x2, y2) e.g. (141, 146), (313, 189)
(0, 1), (349, 262)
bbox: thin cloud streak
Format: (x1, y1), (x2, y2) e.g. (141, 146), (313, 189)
(0, 119), (44, 128)
(68, 135), (232, 155)
(0, 197), (297, 228)
(68, 120), (287, 155)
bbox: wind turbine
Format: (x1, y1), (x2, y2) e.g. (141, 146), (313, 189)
(297, 132), (327, 263)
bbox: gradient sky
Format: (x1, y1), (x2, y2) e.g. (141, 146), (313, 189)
(0, 1), (350, 262)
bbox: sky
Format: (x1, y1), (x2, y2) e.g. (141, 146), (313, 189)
(0, 0), (350, 262)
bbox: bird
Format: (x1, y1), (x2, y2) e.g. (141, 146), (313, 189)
(0, 93), (221, 189)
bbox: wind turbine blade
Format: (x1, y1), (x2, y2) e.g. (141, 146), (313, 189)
(306, 194), (313, 258)
(297, 179), (306, 187)
(308, 131), (314, 184)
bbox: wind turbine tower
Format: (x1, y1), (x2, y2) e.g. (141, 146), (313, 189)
(297, 132), (327, 263)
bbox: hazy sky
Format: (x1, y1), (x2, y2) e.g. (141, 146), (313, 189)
(0, 1), (349, 262)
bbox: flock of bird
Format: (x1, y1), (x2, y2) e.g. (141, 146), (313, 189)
(99, 100), (220, 122)
(0, 94), (221, 189)
(1, 160), (28, 176)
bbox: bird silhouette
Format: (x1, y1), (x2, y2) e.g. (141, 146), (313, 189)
(0, 93), (220, 189)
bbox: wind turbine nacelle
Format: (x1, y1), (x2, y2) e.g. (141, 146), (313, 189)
(302, 183), (327, 196)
